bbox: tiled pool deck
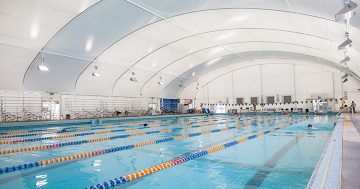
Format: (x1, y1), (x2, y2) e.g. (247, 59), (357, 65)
(342, 113), (360, 189)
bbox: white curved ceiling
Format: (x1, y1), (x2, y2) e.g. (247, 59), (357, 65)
(0, 0), (359, 98)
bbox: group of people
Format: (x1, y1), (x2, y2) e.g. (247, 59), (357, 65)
(254, 99), (357, 113)
(340, 98), (356, 113)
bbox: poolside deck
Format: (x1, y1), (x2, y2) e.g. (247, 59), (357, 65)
(342, 113), (360, 189)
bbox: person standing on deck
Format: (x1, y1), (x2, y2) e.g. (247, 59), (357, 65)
(340, 98), (345, 110)
(350, 101), (356, 113)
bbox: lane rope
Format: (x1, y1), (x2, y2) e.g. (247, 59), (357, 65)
(0, 115), (276, 137)
(0, 119), (235, 145)
(85, 117), (304, 189)
(0, 120), (240, 155)
(0, 119), (258, 174)
(0, 117), (217, 138)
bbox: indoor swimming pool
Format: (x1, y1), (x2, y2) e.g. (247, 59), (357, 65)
(0, 114), (337, 189)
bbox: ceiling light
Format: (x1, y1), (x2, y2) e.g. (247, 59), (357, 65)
(338, 38), (352, 50)
(179, 77), (184, 87)
(92, 72), (101, 77)
(192, 72), (195, 76)
(38, 51), (49, 71)
(158, 76), (164, 85)
(340, 56), (350, 64)
(86, 37), (93, 52)
(30, 23), (38, 38)
(130, 72), (137, 82)
(130, 77), (138, 82)
(335, 1), (358, 22)
(196, 83), (200, 90)
(38, 65), (49, 72)
(91, 66), (100, 77)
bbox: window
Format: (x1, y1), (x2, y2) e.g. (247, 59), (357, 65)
(267, 96), (275, 104)
(236, 98), (244, 105)
(251, 97), (258, 104)
(283, 96), (292, 103)
(216, 104), (226, 113)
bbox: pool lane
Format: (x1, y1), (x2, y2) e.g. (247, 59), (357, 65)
(0, 119), (241, 153)
(0, 117), (207, 138)
(0, 116), (211, 137)
(0, 115), (288, 155)
(0, 118), (235, 144)
(0, 116), (286, 173)
(2, 114), (300, 188)
(0, 120), (240, 155)
(85, 118), (304, 189)
(0, 114), (277, 137)
(0, 121), (255, 174)
(0, 120), (280, 188)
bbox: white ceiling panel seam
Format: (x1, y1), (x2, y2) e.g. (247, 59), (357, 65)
(87, 8), (345, 94)
(110, 27), (338, 92)
(2, 0), (356, 96)
(139, 41), (337, 95)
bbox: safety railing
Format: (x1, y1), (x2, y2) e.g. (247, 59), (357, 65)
(336, 107), (349, 119)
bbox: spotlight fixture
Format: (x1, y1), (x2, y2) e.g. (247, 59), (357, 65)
(179, 77), (184, 87)
(343, 78), (348, 83)
(38, 51), (49, 72)
(38, 65), (49, 72)
(335, 1), (358, 22)
(158, 76), (164, 85)
(196, 82), (200, 90)
(338, 38), (352, 50)
(92, 72), (101, 77)
(130, 72), (138, 82)
(340, 56), (350, 64)
(91, 66), (101, 77)
(342, 73), (349, 79)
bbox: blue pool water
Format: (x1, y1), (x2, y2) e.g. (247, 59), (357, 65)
(0, 114), (337, 189)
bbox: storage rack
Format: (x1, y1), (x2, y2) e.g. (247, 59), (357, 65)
(60, 94), (159, 119)
(0, 91), (43, 122)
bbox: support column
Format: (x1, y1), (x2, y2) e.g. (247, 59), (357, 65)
(260, 65), (264, 104)
(232, 71), (235, 104)
(293, 64), (297, 101)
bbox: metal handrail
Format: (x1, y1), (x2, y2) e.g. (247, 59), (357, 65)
(336, 107), (348, 118)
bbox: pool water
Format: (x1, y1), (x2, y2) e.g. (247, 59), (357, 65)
(0, 114), (337, 189)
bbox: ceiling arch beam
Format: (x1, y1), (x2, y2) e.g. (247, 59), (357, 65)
(139, 40), (335, 95)
(161, 51), (360, 98)
(87, 7), (340, 93)
(20, 5), (353, 93)
(192, 63), (336, 99)
(109, 27), (336, 94)
(21, 0), (105, 87)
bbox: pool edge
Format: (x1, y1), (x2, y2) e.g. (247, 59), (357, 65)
(306, 116), (343, 189)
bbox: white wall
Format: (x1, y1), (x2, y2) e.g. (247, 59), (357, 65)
(191, 64), (360, 112)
